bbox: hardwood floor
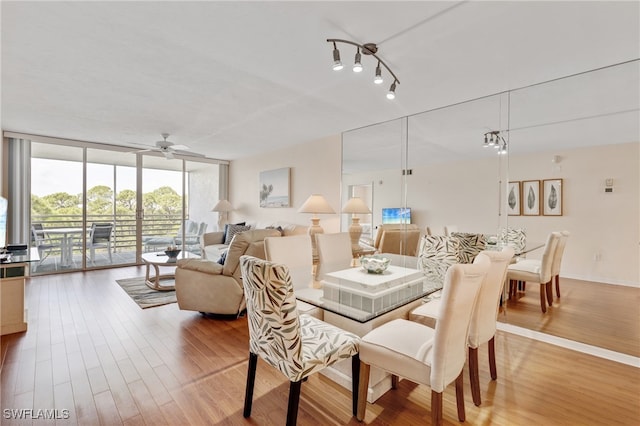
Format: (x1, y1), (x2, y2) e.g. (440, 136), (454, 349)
(1, 267), (639, 425)
(498, 277), (640, 357)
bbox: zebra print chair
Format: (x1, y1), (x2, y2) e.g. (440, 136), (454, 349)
(451, 232), (487, 264)
(239, 255), (360, 425)
(417, 235), (460, 289)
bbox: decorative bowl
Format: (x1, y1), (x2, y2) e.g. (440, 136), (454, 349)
(360, 255), (391, 274)
(164, 249), (181, 259)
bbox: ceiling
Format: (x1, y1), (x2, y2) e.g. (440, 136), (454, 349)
(2, 1), (639, 162)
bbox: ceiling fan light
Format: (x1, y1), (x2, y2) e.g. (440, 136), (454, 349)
(353, 49), (363, 73)
(374, 63), (383, 84)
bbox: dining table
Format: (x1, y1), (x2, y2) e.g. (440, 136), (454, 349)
(36, 227), (86, 268)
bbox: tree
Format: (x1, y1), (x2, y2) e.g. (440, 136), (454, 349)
(41, 192), (81, 215)
(115, 189), (136, 213)
(87, 185), (113, 215)
(143, 186), (181, 215)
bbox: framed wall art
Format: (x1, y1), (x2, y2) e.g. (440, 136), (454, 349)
(507, 181), (521, 216)
(522, 180), (541, 216)
(259, 167), (290, 208)
(543, 178), (563, 216)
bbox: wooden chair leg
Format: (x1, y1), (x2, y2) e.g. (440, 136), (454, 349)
(555, 274), (561, 298)
(546, 281), (554, 306)
(351, 354), (359, 416)
(455, 371), (466, 422)
(286, 380), (302, 426)
(391, 375), (399, 389)
(356, 362), (371, 421)
(431, 390), (443, 426)
(539, 284), (547, 313)
(243, 352), (258, 418)
(469, 347), (481, 406)
(488, 336), (497, 380)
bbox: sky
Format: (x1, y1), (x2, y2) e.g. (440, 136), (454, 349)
(31, 158), (183, 197)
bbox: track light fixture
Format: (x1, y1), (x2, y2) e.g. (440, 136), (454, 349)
(483, 130), (508, 155)
(327, 38), (400, 100)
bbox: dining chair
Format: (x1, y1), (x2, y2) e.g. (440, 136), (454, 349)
(506, 232), (561, 313)
(450, 232), (487, 263)
(444, 225), (458, 236)
(551, 231), (570, 298)
(417, 235), (460, 289)
(239, 255), (360, 426)
(315, 232), (353, 281)
(86, 223), (113, 265)
(31, 224), (62, 271)
(410, 247), (514, 406)
(264, 234), (322, 319)
(356, 255), (489, 425)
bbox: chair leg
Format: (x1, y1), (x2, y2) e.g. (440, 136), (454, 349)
(455, 370), (466, 422)
(286, 380), (302, 426)
(469, 346), (481, 406)
(391, 375), (399, 389)
(243, 352), (258, 418)
(555, 274), (561, 298)
(546, 281), (553, 306)
(351, 354), (359, 417)
(356, 361), (371, 421)
(488, 336), (497, 380)
(539, 284), (547, 313)
(431, 390), (443, 426)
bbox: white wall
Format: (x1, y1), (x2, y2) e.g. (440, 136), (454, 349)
(508, 142), (639, 286)
(229, 135), (342, 233)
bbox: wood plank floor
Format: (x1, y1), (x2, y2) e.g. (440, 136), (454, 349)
(1, 267), (639, 425)
(498, 277), (640, 357)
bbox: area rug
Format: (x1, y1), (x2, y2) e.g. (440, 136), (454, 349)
(115, 277), (177, 309)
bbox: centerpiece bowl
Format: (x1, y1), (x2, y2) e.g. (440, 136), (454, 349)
(164, 248), (181, 259)
(360, 255), (391, 274)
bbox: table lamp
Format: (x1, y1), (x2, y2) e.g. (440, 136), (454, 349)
(212, 199), (233, 230)
(298, 194), (335, 254)
(342, 197), (371, 252)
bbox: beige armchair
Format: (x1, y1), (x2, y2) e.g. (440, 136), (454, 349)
(373, 224), (421, 256)
(175, 229), (281, 316)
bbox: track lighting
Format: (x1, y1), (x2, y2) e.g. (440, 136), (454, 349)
(483, 130), (508, 154)
(374, 62), (383, 84)
(327, 38), (400, 99)
(353, 48), (363, 72)
(386, 81), (397, 100)
(332, 42), (343, 71)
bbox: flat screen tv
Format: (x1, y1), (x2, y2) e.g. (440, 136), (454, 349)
(381, 207), (411, 224)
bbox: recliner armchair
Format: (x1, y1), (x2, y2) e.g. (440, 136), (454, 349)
(175, 228), (281, 316)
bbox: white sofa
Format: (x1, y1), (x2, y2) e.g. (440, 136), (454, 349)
(200, 221), (308, 261)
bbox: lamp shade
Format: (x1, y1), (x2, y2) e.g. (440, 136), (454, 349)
(212, 199), (233, 212)
(298, 194), (335, 214)
(342, 197), (371, 214)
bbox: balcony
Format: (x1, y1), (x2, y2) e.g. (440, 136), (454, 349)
(31, 213), (200, 274)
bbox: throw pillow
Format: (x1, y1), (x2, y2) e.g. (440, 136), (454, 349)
(217, 250), (228, 265)
(223, 221), (246, 243)
(224, 224), (251, 245)
(266, 225), (285, 236)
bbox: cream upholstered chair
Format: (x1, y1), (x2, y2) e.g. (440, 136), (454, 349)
(240, 256), (360, 426)
(264, 234), (323, 319)
(410, 247), (514, 406)
(315, 232), (353, 281)
(507, 232), (561, 313)
(551, 231), (570, 298)
(356, 255), (490, 425)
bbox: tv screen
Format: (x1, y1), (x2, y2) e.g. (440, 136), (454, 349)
(0, 197), (7, 248)
(381, 207), (411, 224)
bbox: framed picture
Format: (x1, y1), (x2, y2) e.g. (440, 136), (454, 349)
(522, 180), (541, 216)
(259, 167), (290, 207)
(507, 181), (521, 216)
(543, 178), (563, 216)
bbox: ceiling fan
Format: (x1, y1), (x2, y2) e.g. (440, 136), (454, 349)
(133, 133), (203, 159)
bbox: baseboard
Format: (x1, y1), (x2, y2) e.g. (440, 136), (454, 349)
(563, 273), (639, 288)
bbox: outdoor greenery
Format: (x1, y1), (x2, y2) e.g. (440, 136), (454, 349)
(31, 185), (182, 216)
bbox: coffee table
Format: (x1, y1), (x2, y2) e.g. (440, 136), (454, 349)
(141, 251), (200, 291)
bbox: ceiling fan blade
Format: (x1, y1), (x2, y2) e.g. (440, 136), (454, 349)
(170, 144), (190, 150)
(174, 150), (205, 158)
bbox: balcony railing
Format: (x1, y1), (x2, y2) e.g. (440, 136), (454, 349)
(31, 213), (185, 252)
